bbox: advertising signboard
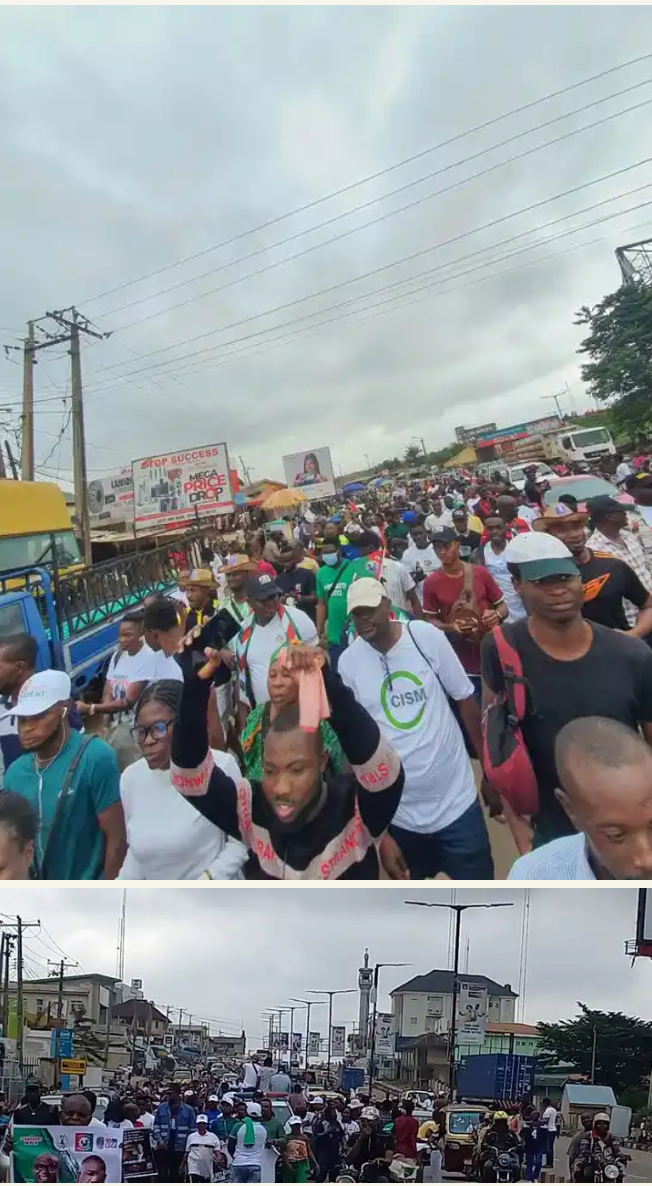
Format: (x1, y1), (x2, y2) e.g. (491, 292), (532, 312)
(282, 446), (335, 501)
(456, 982), (488, 1044)
(87, 467), (135, 525)
(131, 443), (234, 533)
(331, 1025), (346, 1058)
(374, 1012), (395, 1056)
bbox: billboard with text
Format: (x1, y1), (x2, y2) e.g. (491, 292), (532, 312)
(131, 442), (233, 534)
(88, 467), (134, 526)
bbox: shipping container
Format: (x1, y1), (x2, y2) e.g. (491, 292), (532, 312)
(456, 1054), (536, 1102)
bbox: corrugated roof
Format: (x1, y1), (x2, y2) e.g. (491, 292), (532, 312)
(563, 1085), (617, 1106)
(486, 1023), (539, 1035)
(391, 971), (517, 998)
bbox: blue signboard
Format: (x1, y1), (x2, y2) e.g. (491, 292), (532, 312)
(50, 1029), (73, 1058)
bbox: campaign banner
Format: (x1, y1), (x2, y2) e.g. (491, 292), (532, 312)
(308, 1032), (321, 1056)
(374, 1012), (395, 1056)
(87, 467), (135, 525)
(282, 446), (335, 501)
(273, 1031), (289, 1050)
(331, 1025), (346, 1058)
(131, 442), (234, 534)
(291, 1032), (302, 1053)
(122, 1128), (157, 1181)
(12, 1125), (123, 1182)
(456, 981), (488, 1043)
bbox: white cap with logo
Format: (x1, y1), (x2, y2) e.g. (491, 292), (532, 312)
(0, 670), (71, 720)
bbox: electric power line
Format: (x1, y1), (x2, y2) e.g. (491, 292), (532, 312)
(64, 161), (652, 395)
(76, 49), (652, 308)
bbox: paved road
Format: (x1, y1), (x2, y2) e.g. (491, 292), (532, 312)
(553, 1135), (652, 1184)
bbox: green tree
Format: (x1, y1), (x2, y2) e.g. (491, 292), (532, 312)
(404, 444), (422, 464)
(575, 283), (652, 443)
(537, 1004), (652, 1100)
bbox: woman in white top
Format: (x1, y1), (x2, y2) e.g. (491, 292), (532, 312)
(118, 680), (247, 880)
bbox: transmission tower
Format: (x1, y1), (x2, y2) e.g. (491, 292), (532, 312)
(615, 237), (652, 286)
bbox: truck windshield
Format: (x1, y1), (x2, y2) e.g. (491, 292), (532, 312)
(569, 428), (610, 447)
(0, 530), (81, 573)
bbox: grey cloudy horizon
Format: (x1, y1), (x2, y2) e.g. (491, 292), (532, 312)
(0, 887), (648, 1049)
(2, 7), (652, 485)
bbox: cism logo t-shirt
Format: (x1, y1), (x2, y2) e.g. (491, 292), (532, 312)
(338, 621), (478, 834)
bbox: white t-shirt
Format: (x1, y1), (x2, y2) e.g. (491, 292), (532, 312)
(233, 1121), (267, 1166)
(233, 609), (318, 707)
(142, 645), (184, 683)
(425, 510), (453, 533)
(138, 1112), (155, 1129)
(118, 749), (248, 880)
(616, 462), (633, 484)
(241, 1061), (262, 1089)
(542, 1105), (557, 1132)
(481, 544), (526, 622)
(105, 644), (156, 702)
(518, 504), (539, 526)
(400, 544), (441, 603)
(186, 1129), (221, 1177)
(338, 621), (477, 833)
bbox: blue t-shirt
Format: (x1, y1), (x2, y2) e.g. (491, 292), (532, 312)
(4, 730), (121, 879)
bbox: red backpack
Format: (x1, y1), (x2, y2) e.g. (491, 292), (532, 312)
(482, 624), (539, 816)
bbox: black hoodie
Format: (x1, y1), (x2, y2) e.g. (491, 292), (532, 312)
(170, 654), (404, 879)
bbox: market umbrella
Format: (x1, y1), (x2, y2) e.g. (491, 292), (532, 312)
(342, 481), (366, 493)
(261, 487), (308, 511)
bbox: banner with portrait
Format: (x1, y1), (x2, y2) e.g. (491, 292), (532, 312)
(121, 1128), (157, 1182)
(282, 446), (335, 501)
(12, 1125), (123, 1183)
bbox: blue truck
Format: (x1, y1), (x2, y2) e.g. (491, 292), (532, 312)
(0, 532), (205, 692)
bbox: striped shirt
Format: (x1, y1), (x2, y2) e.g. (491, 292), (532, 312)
(508, 833), (594, 880)
(586, 527), (652, 625)
(379, 557), (416, 612)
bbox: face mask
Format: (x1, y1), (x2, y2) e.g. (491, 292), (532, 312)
(323, 553), (340, 567)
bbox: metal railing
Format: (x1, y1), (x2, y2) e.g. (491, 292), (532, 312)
(55, 532), (206, 635)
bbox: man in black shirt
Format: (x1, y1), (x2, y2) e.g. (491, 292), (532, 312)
(13, 1083), (59, 1126)
(275, 542), (318, 622)
(481, 530), (652, 848)
(523, 465), (544, 509)
(451, 508), (481, 560)
(532, 503), (652, 636)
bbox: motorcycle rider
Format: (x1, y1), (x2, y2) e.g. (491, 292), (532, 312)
(479, 1111), (522, 1181)
(572, 1113), (622, 1182)
(567, 1115), (594, 1178)
(347, 1106), (395, 1179)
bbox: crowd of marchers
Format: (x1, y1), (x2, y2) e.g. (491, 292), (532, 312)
(1, 460), (652, 881)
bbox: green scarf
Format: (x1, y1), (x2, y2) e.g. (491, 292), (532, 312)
(243, 1116), (256, 1146)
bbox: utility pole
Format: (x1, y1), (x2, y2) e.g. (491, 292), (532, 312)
(0, 440), (6, 480)
(367, 962), (409, 1100)
(16, 917), (23, 1073)
(1, 933), (14, 1037)
(238, 454), (253, 487)
(406, 900), (513, 1099)
(21, 321), (35, 480)
(590, 1027), (598, 1084)
(69, 313), (91, 565)
(48, 957), (78, 1087)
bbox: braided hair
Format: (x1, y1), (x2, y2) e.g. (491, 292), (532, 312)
(133, 679), (183, 722)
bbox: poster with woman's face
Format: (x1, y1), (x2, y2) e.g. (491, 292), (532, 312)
(282, 446), (335, 501)
(12, 1127), (123, 1183)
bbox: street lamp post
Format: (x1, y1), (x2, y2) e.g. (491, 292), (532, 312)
(368, 962), (410, 1100)
(406, 900), (513, 1099)
(306, 989), (356, 1083)
(290, 998), (313, 1074)
(261, 1011), (276, 1053)
(412, 436), (427, 458)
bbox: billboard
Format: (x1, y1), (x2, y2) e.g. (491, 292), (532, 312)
(455, 423), (497, 445)
(636, 889), (652, 955)
(131, 443), (234, 534)
(291, 1032), (302, 1053)
(87, 467), (134, 525)
(282, 446), (335, 501)
(374, 1012), (395, 1057)
(273, 1031), (289, 1050)
(475, 416), (562, 445)
(331, 1025), (346, 1058)
(308, 1032), (321, 1056)
(456, 981), (488, 1043)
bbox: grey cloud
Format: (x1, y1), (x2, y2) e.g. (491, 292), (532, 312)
(1, 7), (652, 482)
(0, 887), (648, 1047)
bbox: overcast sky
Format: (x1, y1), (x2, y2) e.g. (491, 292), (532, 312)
(0, 887), (648, 1048)
(2, 8), (652, 485)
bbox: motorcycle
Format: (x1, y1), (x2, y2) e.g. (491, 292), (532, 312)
(580, 1154), (628, 1182)
(483, 1147), (521, 1182)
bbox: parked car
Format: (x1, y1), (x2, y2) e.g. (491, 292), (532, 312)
(508, 461), (553, 491)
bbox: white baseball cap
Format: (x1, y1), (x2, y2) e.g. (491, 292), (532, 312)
(196, 1113), (208, 1124)
(0, 670), (71, 720)
(503, 531), (579, 581)
(346, 577), (386, 613)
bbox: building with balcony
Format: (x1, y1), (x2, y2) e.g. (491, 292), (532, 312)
(391, 971), (518, 1041)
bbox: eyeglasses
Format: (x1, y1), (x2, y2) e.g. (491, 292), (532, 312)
(129, 719), (175, 744)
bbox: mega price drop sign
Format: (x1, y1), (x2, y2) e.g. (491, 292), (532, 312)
(131, 443), (234, 534)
